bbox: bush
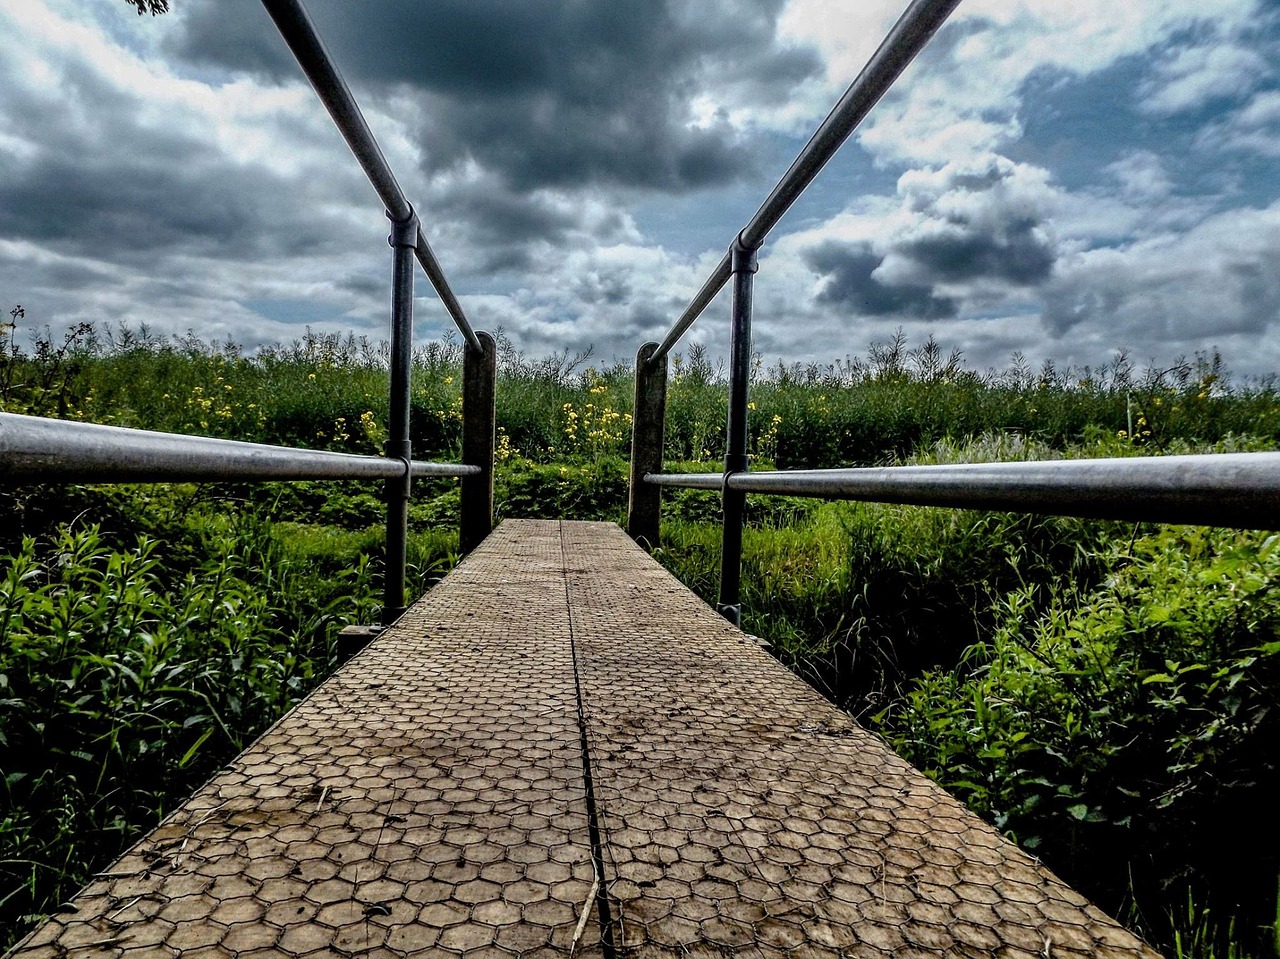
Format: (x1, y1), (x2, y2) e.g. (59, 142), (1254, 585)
(877, 526), (1280, 953)
(0, 486), (458, 948)
(496, 456), (629, 522)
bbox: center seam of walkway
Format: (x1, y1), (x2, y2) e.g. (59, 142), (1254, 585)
(561, 519), (619, 957)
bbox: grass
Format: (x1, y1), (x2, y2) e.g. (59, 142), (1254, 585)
(4, 316), (1280, 955)
(0, 482), (459, 943)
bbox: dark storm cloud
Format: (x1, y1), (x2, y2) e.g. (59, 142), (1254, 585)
(796, 157), (1059, 325)
(427, 186), (578, 275)
(0, 155), (337, 262)
(168, 0), (821, 192)
(424, 181), (632, 276)
(0, 52), (367, 267)
(897, 219), (1056, 286)
(431, 178), (629, 248)
(164, 0), (287, 78)
(803, 241), (957, 319)
(440, 189), (582, 244)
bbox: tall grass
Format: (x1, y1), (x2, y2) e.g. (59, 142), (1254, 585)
(878, 521), (1280, 957)
(5, 316), (1280, 955)
(5, 319), (1280, 466)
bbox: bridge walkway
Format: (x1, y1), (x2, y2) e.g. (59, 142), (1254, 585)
(11, 519), (1158, 958)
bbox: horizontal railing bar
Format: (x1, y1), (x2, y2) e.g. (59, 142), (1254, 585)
(0, 413), (478, 485)
(408, 461), (480, 479)
(261, 0), (482, 354)
(646, 452), (1280, 530)
(647, 472), (725, 491)
(650, 0), (960, 365)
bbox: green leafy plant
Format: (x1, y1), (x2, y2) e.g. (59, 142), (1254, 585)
(0, 490), (457, 948)
(877, 526), (1280, 957)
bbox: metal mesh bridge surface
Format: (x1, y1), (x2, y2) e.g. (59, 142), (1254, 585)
(11, 520), (1159, 958)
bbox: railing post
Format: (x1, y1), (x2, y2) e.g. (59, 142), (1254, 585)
(627, 342), (668, 549)
(716, 236), (759, 626)
(460, 330), (496, 554)
(382, 207), (418, 626)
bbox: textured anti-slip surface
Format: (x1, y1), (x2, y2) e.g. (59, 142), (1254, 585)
(11, 519), (1159, 958)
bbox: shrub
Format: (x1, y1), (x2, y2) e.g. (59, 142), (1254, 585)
(877, 526), (1280, 952)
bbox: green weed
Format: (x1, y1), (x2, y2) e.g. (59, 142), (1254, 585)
(6, 316), (1280, 956)
(0, 488), (457, 948)
(877, 524), (1280, 957)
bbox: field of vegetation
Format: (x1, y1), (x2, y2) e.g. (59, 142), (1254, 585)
(3, 313), (1280, 957)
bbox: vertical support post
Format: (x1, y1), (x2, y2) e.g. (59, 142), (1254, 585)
(627, 341), (668, 549)
(460, 330), (496, 555)
(382, 207), (418, 627)
(716, 236), (759, 626)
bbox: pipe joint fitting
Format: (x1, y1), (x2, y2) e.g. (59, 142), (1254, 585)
(721, 461), (748, 492)
(383, 439), (413, 480)
(730, 232), (760, 274)
(386, 206), (419, 249)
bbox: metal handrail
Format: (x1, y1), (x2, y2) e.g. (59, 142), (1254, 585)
(650, 0), (961, 365)
(646, 452), (1280, 531)
(259, 0), (498, 621)
(623, 0), (1280, 623)
(4, 3), (496, 627)
(261, 0), (482, 354)
(0, 413), (478, 485)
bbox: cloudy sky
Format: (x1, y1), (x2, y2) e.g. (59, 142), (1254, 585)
(2, 0), (1278, 375)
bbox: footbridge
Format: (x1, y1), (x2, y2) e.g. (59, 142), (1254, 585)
(10, 520), (1157, 959)
(4, 0), (1274, 954)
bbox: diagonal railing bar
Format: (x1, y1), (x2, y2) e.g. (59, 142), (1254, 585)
(412, 232), (480, 354)
(659, 0), (963, 624)
(650, 0), (961, 365)
(260, 0), (482, 355)
(626, 0), (1280, 630)
(654, 252), (730, 370)
(3, 3), (500, 627)
(261, 0), (498, 619)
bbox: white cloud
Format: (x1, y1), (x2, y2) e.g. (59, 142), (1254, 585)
(1199, 89), (1280, 158)
(1105, 151), (1173, 202)
(835, 0), (1261, 165)
(1139, 40), (1271, 116)
(734, 149), (1280, 375)
(1043, 201), (1280, 356)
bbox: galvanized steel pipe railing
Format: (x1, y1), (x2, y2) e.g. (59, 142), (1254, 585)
(650, 0), (962, 365)
(382, 210), (418, 623)
(716, 240), (760, 625)
(260, 0), (482, 355)
(642, 0), (961, 621)
(645, 452), (1280, 531)
(0, 413), (479, 485)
